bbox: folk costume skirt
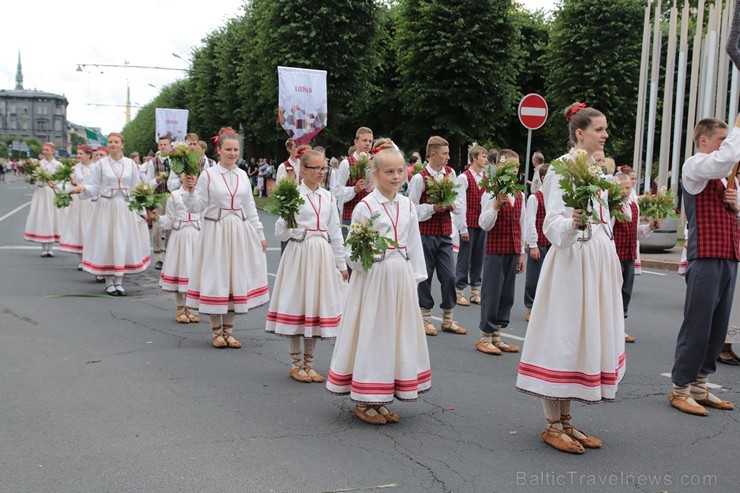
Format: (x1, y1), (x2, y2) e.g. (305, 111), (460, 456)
(59, 196), (92, 254)
(186, 214), (269, 315)
(81, 196), (151, 276)
(159, 225), (199, 293)
(24, 185), (60, 244)
(326, 253), (431, 404)
(266, 235), (346, 339)
(516, 233), (626, 403)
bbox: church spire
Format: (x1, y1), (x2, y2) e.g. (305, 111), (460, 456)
(15, 51), (23, 90)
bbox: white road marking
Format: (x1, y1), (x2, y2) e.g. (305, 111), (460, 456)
(0, 245), (38, 250)
(0, 201), (31, 222)
(660, 373), (722, 389)
(641, 269), (668, 276)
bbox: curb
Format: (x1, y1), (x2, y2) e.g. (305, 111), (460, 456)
(641, 259), (679, 272)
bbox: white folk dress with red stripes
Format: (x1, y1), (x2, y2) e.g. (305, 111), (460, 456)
(158, 189), (201, 293)
(24, 159), (62, 244)
(183, 164), (269, 314)
(516, 153), (626, 403)
(79, 157), (151, 275)
(266, 183), (347, 338)
(326, 189), (431, 404)
(59, 162), (95, 254)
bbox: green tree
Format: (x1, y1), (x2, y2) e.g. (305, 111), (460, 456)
(70, 132), (87, 155)
(123, 80), (188, 156)
(395, 0), (520, 166)
(545, 0), (644, 162)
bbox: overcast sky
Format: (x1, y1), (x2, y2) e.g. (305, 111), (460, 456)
(1, 0), (556, 136)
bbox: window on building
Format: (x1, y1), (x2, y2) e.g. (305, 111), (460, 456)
(9, 120), (17, 129)
(37, 106), (49, 116)
(55, 105), (64, 115)
(21, 120), (29, 130)
(21, 107), (28, 115)
(9, 104), (16, 115)
(54, 136), (62, 147)
(37, 120), (48, 131)
(54, 120), (62, 131)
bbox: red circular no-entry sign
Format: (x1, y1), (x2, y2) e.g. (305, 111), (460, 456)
(518, 93), (548, 130)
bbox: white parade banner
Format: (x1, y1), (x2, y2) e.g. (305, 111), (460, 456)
(155, 108), (189, 143)
(277, 66), (328, 145)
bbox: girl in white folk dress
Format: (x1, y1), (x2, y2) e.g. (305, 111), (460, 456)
(515, 103), (625, 454)
(71, 133), (151, 296)
(326, 149), (431, 425)
(266, 150), (349, 383)
(182, 129), (269, 349)
(158, 175), (201, 324)
(24, 142), (62, 256)
(59, 145), (95, 269)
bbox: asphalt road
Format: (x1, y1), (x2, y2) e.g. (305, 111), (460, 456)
(0, 180), (738, 493)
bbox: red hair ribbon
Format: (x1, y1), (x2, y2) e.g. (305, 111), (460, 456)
(370, 147), (384, 156)
(567, 102), (587, 122)
(107, 132), (124, 142)
(42, 141), (56, 149)
(212, 128), (236, 148)
(619, 165), (631, 173)
(295, 147), (311, 160)
(77, 145), (93, 153)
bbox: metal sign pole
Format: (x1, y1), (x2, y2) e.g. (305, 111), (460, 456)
(524, 129), (532, 195)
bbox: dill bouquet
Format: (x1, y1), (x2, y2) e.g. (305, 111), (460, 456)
(345, 213), (399, 272)
(264, 178), (304, 229)
(603, 179), (629, 223)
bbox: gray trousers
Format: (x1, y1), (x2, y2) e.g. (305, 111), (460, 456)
(455, 227), (485, 290)
(524, 245), (550, 309)
(418, 235), (456, 310)
(672, 258), (738, 386)
(620, 260), (635, 318)
(479, 253), (518, 334)
(151, 204), (168, 261)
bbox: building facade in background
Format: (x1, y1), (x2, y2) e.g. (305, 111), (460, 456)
(0, 53), (69, 153)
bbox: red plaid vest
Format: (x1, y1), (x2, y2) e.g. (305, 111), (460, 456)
(684, 179), (740, 261)
(341, 155), (369, 220)
(464, 169), (484, 229)
(486, 192), (523, 254)
(151, 156), (169, 194)
(418, 166), (454, 236)
(613, 201), (638, 261)
(534, 190), (550, 247)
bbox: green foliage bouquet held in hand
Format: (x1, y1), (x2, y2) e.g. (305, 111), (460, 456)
(603, 179), (629, 223)
(344, 213), (399, 272)
(50, 161), (76, 209)
(550, 149), (610, 231)
(424, 173), (459, 208)
(166, 141), (202, 177)
(637, 187), (678, 222)
(481, 156), (524, 203)
(264, 178), (304, 229)
(349, 152), (372, 185)
(127, 182), (168, 217)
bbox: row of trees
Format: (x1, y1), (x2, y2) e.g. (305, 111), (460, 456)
(122, 0), (646, 168)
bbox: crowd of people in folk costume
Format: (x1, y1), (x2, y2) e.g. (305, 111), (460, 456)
(20, 102), (739, 454)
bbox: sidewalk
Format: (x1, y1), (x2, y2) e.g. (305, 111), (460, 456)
(0, 174), (25, 186)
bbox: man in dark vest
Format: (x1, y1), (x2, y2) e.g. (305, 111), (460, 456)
(669, 117), (740, 416)
(148, 135), (172, 269)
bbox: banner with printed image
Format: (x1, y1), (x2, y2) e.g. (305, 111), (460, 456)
(155, 108), (189, 143)
(278, 66), (327, 145)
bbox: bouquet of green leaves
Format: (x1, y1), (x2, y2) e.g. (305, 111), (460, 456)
(637, 186), (678, 221)
(345, 213), (399, 272)
(23, 160), (43, 184)
(550, 150), (609, 230)
(411, 161), (425, 176)
(349, 152), (371, 182)
(264, 177), (304, 229)
(166, 142), (201, 176)
(425, 173), (459, 208)
(50, 162), (77, 208)
(127, 181), (168, 214)
(480, 156), (524, 201)
(603, 179), (629, 223)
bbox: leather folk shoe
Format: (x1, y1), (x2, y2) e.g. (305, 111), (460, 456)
(424, 322), (438, 336)
(668, 392), (708, 416)
(475, 339), (502, 355)
(541, 425), (584, 454)
(456, 294), (471, 306)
